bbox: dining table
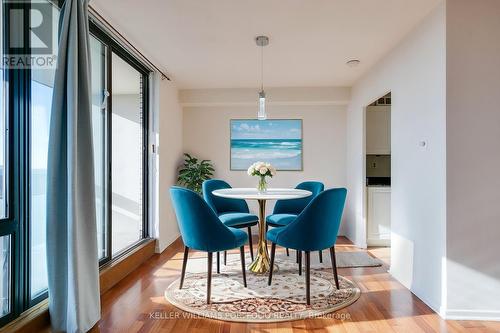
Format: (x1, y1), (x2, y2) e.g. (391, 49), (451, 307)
(212, 188), (312, 274)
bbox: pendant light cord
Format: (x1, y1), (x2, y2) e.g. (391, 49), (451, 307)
(260, 44), (264, 91)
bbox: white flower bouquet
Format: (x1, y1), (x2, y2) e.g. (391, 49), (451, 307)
(247, 161), (276, 193)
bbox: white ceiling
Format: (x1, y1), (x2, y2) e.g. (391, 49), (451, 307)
(92, 0), (441, 89)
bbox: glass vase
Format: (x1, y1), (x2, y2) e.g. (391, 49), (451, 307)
(257, 175), (267, 193)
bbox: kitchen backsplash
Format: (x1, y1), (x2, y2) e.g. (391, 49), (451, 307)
(366, 155), (391, 177)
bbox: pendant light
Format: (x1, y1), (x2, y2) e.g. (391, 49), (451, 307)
(256, 36), (269, 120)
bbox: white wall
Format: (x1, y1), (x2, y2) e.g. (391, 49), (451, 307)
(181, 87), (349, 222)
(345, 2), (446, 312)
(445, 0), (500, 320)
(156, 79), (183, 252)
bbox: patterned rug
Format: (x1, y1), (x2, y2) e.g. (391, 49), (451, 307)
(165, 253), (361, 322)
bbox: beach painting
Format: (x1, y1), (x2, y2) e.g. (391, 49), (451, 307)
(230, 119), (302, 171)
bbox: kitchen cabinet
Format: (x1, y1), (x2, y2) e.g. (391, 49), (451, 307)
(367, 186), (391, 246)
(366, 105), (391, 154)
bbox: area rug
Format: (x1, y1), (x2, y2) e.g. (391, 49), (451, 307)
(312, 250), (383, 268)
(165, 254), (360, 322)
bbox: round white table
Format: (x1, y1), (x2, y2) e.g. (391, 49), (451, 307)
(212, 188), (312, 274)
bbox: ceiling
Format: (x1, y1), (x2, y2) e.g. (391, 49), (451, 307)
(91, 0), (441, 89)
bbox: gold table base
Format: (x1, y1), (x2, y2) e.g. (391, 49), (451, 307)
(248, 199), (274, 274)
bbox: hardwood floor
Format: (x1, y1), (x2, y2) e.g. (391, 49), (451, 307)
(80, 237), (500, 333)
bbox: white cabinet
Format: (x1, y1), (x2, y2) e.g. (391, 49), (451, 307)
(366, 105), (391, 154)
(367, 186), (391, 246)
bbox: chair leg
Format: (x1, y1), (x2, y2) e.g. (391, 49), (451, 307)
(216, 251), (220, 274)
(268, 242), (276, 286)
(286, 248), (290, 256)
(179, 246), (189, 289)
(305, 251), (311, 305)
(240, 246), (247, 287)
(247, 226), (254, 261)
(207, 252), (213, 304)
(319, 250), (323, 263)
(329, 246), (340, 289)
(298, 250), (302, 276)
(296, 250), (299, 263)
(224, 251), (227, 265)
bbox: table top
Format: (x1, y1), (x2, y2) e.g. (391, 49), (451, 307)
(212, 188), (312, 201)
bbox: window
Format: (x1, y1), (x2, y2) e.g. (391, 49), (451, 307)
(90, 35), (107, 261)
(0, 0), (150, 327)
(29, 0), (59, 300)
(0, 0), (5, 218)
(89, 25), (150, 264)
(111, 52), (145, 255)
(0, 236), (10, 318)
(0, 0), (12, 322)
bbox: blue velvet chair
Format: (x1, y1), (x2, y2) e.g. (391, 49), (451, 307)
(266, 181), (324, 260)
(267, 188), (347, 305)
(203, 179), (258, 267)
(170, 186), (248, 304)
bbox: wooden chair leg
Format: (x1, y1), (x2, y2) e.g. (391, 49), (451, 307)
(207, 252), (213, 304)
(329, 246), (340, 289)
(268, 242), (276, 285)
(305, 251), (311, 305)
(179, 246), (189, 289)
(247, 226), (254, 261)
(286, 248), (290, 256)
(240, 246), (247, 287)
(319, 250), (323, 263)
(224, 251), (227, 265)
(298, 250), (302, 276)
(216, 251), (220, 273)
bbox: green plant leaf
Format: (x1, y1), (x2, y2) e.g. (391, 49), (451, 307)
(177, 153), (215, 195)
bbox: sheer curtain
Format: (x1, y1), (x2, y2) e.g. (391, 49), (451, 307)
(46, 0), (100, 331)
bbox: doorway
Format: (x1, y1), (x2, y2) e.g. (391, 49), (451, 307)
(365, 93), (391, 249)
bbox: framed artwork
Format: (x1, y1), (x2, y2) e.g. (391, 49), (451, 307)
(230, 119), (303, 171)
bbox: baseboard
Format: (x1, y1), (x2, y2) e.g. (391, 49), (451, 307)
(442, 309), (500, 321)
(367, 238), (390, 247)
(156, 232), (181, 253)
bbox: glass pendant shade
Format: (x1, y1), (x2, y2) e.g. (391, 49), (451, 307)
(258, 90), (267, 120)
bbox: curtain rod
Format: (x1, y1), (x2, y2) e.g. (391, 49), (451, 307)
(88, 5), (171, 81)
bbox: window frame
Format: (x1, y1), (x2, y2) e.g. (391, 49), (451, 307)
(89, 21), (150, 266)
(0, 0), (152, 327)
(0, 0), (30, 326)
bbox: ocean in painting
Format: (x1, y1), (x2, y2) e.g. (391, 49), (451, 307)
(230, 120), (302, 170)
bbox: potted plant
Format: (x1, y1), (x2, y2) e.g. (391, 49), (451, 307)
(177, 153), (215, 195)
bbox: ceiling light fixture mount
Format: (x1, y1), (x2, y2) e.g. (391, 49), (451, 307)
(256, 35), (269, 47)
(256, 35), (269, 120)
(346, 59), (361, 67)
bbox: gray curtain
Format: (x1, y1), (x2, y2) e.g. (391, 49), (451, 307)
(46, 0), (100, 332)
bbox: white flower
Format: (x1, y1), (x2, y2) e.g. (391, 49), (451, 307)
(247, 162), (276, 178)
